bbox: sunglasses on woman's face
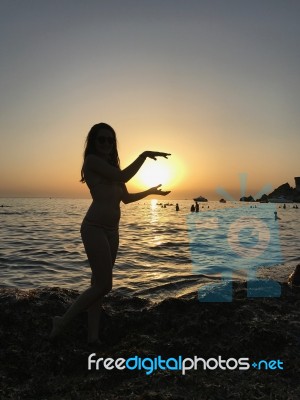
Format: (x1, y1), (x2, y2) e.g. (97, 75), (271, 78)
(96, 136), (115, 144)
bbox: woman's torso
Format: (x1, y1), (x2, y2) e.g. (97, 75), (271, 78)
(82, 160), (124, 229)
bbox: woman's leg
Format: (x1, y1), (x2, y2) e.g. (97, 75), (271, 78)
(87, 274), (102, 343)
(50, 225), (113, 338)
(87, 229), (119, 342)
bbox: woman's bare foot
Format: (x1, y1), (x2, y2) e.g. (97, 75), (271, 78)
(50, 316), (64, 339)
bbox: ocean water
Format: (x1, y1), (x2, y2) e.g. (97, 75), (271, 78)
(0, 198), (299, 301)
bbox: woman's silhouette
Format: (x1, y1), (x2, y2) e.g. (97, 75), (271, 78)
(50, 123), (171, 343)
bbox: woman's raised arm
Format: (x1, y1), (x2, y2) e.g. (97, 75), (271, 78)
(85, 151), (171, 183)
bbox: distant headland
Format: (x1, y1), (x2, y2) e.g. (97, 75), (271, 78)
(241, 177), (300, 203)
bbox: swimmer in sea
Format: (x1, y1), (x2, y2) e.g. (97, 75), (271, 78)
(274, 211), (281, 220)
(50, 123), (171, 343)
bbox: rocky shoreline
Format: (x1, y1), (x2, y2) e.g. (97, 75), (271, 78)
(1, 282), (300, 400)
(241, 179), (300, 203)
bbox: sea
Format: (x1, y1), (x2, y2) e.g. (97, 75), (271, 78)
(0, 198), (299, 301)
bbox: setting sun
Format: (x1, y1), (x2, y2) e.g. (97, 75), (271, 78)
(131, 155), (186, 191)
(138, 163), (171, 187)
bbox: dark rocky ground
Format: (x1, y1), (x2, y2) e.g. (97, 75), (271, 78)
(1, 282), (299, 400)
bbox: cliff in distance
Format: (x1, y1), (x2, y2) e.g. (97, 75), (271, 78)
(256, 180), (300, 203)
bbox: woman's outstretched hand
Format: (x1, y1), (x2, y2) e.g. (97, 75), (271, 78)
(141, 151), (171, 160)
(149, 184), (171, 196)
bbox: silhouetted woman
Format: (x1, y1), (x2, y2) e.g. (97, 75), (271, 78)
(50, 123), (170, 343)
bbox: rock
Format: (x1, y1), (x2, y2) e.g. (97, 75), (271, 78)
(293, 192), (300, 202)
(252, 179), (300, 202)
(1, 284), (300, 399)
(257, 194), (269, 203)
(288, 264), (300, 286)
(240, 195), (255, 202)
(268, 182), (295, 201)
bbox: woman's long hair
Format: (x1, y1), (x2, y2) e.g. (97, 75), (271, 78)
(80, 123), (120, 183)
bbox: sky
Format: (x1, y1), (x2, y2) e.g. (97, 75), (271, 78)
(0, 0), (299, 200)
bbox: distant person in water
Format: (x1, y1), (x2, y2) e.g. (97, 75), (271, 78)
(283, 204), (286, 209)
(274, 211), (281, 220)
(50, 123), (171, 344)
(176, 203), (179, 211)
(195, 202), (199, 212)
(191, 204), (195, 212)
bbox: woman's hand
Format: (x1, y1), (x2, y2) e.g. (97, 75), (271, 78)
(149, 184), (171, 196)
(141, 151), (171, 160)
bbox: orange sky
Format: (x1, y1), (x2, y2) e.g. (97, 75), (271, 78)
(1, 1), (299, 200)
